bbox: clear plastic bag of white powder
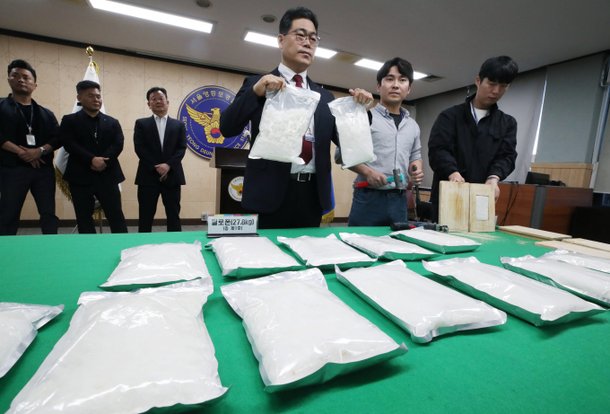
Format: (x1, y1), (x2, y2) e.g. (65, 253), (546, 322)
(328, 97), (375, 169)
(277, 234), (376, 269)
(339, 232), (437, 261)
(0, 303), (63, 378)
(221, 268), (407, 392)
(249, 84), (321, 164)
(101, 241), (211, 289)
(501, 254), (610, 307)
(8, 279), (228, 414)
(336, 260), (506, 343)
(206, 236), (304, 278)
(423, 257), (604, 326)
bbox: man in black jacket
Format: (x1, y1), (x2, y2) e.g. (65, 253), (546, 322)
(0, 59), (60, 235)
(428, 56), (519, 220)
(134, 87), (186, 232)
(219, 6), (373, 229)
(60, 80), (127, 233)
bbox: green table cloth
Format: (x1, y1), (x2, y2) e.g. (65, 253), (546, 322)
(1, 227), (608, 413)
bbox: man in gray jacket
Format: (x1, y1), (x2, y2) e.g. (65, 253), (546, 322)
(345, 57), (423, 226)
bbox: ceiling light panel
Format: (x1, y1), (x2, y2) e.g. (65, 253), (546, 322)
(88, 0), (213, 33)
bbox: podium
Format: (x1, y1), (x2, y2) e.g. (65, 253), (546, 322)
(210, 148), (249, 214)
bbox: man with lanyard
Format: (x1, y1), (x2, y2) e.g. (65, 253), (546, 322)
(220, 6), (373, 229)
(341, 57), (424, 226)
(60, 80), (127, 233)
(0, 59), (60, 235)
(428, 56), (519, 221)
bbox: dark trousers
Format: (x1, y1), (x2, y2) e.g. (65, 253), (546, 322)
(348, 188), (408, 226)
(0, 165), (58, 235)
(257, 176), (322, 229)
(137, 184), (182, 232)
(69, 182), (127, 234)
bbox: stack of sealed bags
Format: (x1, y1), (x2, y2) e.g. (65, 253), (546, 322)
(208, 235), (409, 391)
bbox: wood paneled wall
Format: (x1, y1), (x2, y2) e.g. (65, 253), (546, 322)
(1, 34), (358, 221)
(530, 162), (593, 188)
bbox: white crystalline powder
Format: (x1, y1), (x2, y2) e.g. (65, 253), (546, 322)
(8, 280), (227, 414)
(329, 97), (375, 168)
(221, 269), (404, 388)
(339, 232), (436, 259)
(249, 107), (312, 163)
(277, 234), (375, 268)
(423, 257), (602, 322)
(101, 241), (211, 288)
(207, 236), (302, 277)
(249, 85), (320, 164)
(0, 303), (63, 378)
(502, 255), (610, 306)
(337, 261), (506, 342)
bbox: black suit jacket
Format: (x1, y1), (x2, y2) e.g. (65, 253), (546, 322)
(60, 110), (125, 185)
(133, 116), (186, 187)
(0, 96), (60, 168)
(219, 68), (337, 213)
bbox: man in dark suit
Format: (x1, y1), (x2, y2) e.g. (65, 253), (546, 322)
(0, 59), (60, 235)
(60, 80), (127, 233)
(220, 6), (373, 229)
(134, 87), (186, 232)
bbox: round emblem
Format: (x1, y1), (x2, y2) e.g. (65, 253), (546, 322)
(177, 86), (250, 159)
(228, 176), (244, 202)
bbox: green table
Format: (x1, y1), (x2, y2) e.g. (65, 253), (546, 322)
(1, 228), (609, 413)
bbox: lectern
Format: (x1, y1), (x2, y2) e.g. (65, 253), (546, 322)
(210, 147), (249, 214)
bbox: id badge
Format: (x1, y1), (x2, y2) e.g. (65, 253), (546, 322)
(26, 134), (36, 146)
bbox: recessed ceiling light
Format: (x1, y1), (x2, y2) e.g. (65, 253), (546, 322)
(261, 14), (277, 23)
(196, 0), (212, 8)
(88, 0), (213, 33)
(354, 58), (429, 79)
(244, 31), (337, 59)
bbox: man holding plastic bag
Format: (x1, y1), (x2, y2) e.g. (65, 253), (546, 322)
(337, 57), (423, 226)
(220, 6), (373, 229)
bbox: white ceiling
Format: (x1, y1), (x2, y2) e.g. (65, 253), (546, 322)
(1, 0), (610, 100)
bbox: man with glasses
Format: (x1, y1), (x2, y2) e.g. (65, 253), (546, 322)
(220, 6), (373, 229)
(0, 59), (60, 235)
(428, 55), (519, 221)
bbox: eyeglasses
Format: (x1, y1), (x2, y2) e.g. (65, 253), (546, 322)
(286, 29), (320, 45)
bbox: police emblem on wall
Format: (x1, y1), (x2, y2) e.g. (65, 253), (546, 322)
(177, 86), (250, 159)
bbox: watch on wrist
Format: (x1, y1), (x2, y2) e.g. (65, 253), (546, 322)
(39, 146), (46, 156)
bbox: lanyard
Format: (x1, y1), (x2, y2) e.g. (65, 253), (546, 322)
(15, 102), (34, 134)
